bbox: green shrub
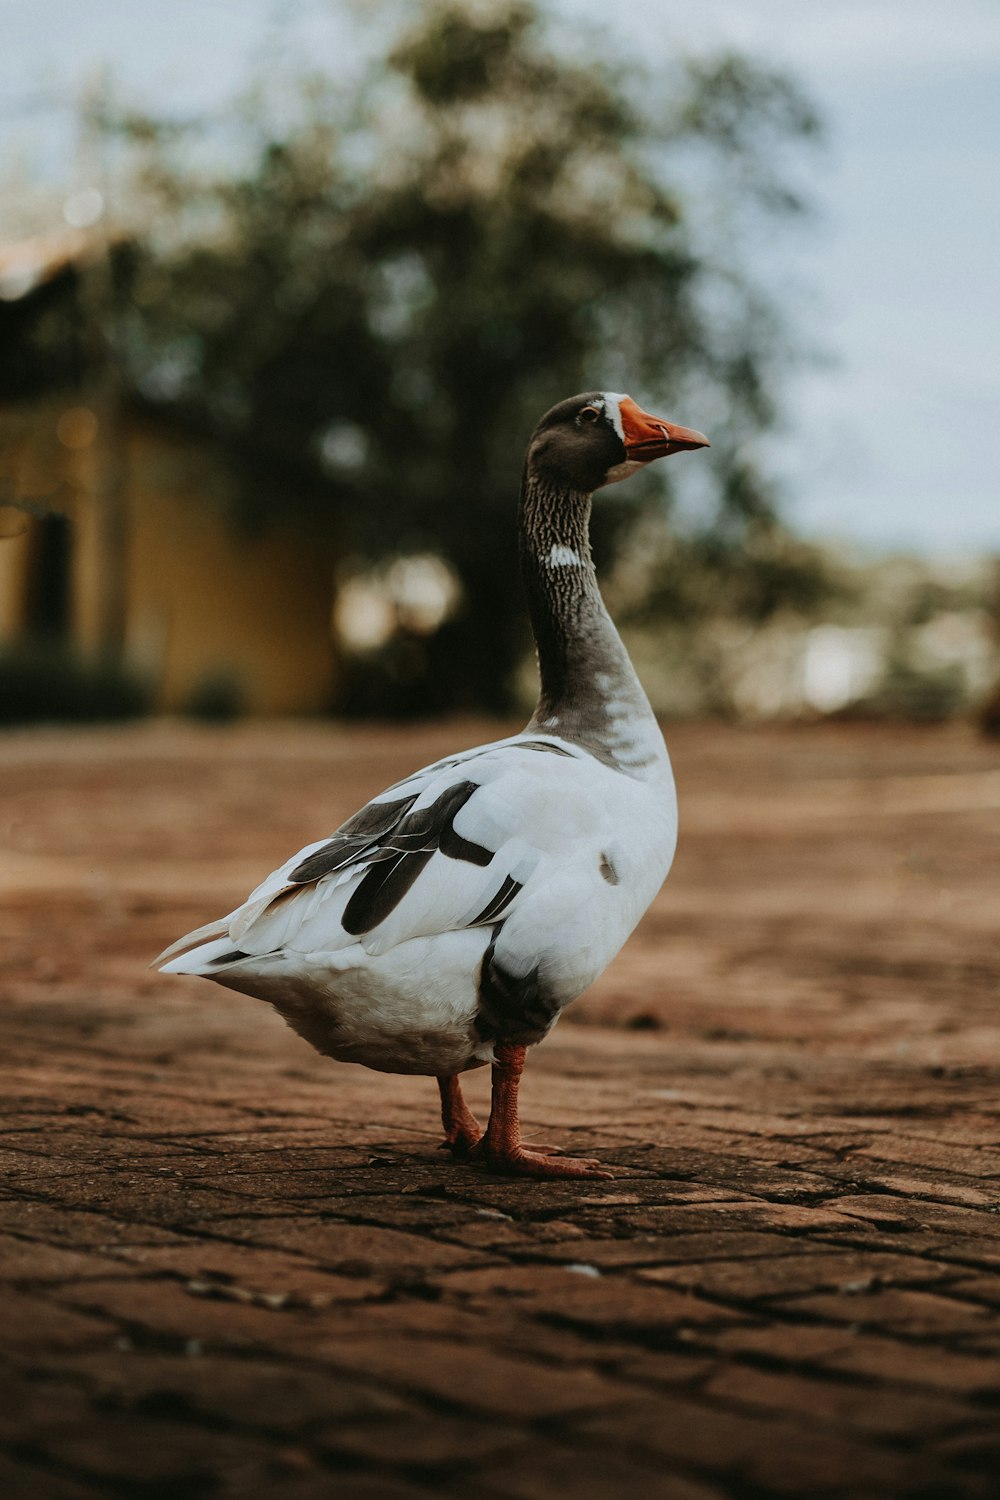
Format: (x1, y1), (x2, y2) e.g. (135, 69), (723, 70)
(0, 643), (150, 726)
(182, 671), (245, 722)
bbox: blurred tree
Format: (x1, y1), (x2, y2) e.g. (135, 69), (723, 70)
(111, 0), (823, 713)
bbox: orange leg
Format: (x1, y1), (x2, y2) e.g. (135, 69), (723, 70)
(437, 1074), (482, 1157)
(470, 1042), (611, 1180)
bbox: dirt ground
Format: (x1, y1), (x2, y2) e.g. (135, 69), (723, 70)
(2, 717), (1000, 1499)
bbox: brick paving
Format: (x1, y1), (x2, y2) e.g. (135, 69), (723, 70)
(1, 719), (999, 1499)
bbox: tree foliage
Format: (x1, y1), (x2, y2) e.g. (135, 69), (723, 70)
(111, 0), (822, 712)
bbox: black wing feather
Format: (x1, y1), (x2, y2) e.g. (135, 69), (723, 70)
(318, 780), (495, 937)
(342, 850), (436, 935)
(289, 793), (419, 883)
(470, 873), (523, 926)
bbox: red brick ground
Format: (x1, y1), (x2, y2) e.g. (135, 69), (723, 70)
(2, 719), (999, 1499)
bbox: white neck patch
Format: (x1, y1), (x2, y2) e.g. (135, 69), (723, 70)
(603, 458), (646, 487)
(602, 392), (628, 444)
(548, 544), (582, 568)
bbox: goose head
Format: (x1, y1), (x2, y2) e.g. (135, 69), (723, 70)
(526, 390), (709, 494)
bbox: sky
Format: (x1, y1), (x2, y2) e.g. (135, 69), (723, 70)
(2, 0), (998, 555)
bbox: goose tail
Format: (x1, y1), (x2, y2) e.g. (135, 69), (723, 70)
(150, 918), (231, 973)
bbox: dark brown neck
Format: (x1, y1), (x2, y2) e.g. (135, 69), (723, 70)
(518, 468), (662, 770)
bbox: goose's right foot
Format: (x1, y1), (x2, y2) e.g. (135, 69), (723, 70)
(468, 1042), (612, 1181)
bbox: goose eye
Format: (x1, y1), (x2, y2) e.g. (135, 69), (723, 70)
(579, 406), (600, 424)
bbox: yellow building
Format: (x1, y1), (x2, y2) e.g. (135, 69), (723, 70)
(0, 226), (339, 716)
(0, 401), (338, 716)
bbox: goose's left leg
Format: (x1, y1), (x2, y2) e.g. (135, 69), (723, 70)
(471, 1043), (612, 1180)
(437, 1075), (482, 1157)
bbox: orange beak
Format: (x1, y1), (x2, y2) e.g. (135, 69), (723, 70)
(619, 396), (709, 459)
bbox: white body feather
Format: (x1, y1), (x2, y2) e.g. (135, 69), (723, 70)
(158, 731), (677, 1075)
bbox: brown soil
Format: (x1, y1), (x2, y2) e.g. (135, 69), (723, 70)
(2, 718), (999, 1499)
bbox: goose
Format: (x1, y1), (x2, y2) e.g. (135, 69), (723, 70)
(154, 391), (709, 1179)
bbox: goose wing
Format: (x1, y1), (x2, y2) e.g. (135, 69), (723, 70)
(205, 734), (625, 961)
